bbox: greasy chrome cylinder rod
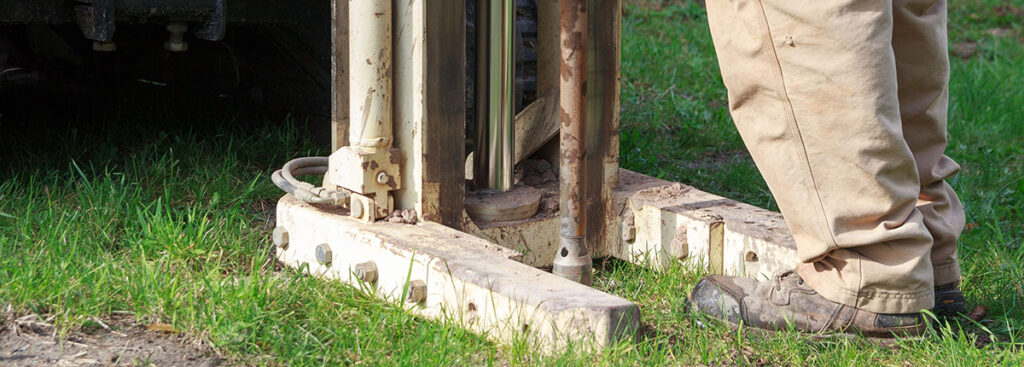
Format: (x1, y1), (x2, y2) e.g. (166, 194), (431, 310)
(474, 0), (516, 191)
(552, 0), (592, 285)
(349, 0), (393, 153)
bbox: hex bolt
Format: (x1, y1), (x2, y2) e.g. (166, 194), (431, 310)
(351, 199), (364, 219)
(353, 262), (378, 283)
(164, 22), (189, 52)
(376, 171), (390, 185)
(620, 221), (636, 243)
(406, 280), (427, 303)
(315, 243), (333, 266)
(272, 227), (290, 249)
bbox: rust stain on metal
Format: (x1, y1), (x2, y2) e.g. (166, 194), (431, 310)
(559, 0), (588, 240)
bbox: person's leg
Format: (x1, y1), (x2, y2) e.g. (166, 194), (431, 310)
(892, 0), (964, 287)
(701, 0), (935, 315)
(891, 0), (967, 316)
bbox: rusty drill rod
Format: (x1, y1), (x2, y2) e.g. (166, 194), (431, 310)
(552, 0), (592, 285)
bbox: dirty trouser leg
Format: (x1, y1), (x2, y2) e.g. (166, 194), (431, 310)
(705, 0), (936, 313)
(892, 0), (965, 287)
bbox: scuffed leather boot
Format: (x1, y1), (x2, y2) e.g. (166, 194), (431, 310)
(690, 271), (927, 338)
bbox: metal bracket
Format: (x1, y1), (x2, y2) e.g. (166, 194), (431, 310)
(328, 146), (401, 221)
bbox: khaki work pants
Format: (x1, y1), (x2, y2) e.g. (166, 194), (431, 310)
(706, 0), (965, 314)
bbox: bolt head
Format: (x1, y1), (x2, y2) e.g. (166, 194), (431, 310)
(376, 171), (390, 185)
(272, 227), (289, 249)
(406, 280), (427, 303)
(350, 199), (364, 218)
(354, 262), (378, 283)
(315, 243), (333, 266)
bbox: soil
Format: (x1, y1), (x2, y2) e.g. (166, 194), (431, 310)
(952, 42), (979, 59)
(635, 183), (692, 203)
(384, 209), (418, 224)
(1, 311), (221, 367)
(466, 185), (542, 211)
(516, 159), (557, 187)
(682, 150), (751, 170)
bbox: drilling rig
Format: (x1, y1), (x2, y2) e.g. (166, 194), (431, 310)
(2, 0), (804, 351)
(270, 0), (802, 350)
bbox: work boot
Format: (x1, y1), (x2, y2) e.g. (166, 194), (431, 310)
(689, 270), (927, 338)
(933, 282), (967, 318)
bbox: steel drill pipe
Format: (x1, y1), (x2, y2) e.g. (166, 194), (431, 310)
(474, 0), (516, 191)
(349, 0), (392, 152)
(552, 0), (592, 285)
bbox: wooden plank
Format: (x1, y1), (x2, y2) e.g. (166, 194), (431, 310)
(514, 91), (559, 163)
(611, 170), (800, 279)
(423, 0), (467, 229)
(276, 194), (639, 351)
(585, 0), (622, 257)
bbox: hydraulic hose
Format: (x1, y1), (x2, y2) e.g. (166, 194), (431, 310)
(271, 157), (350, 206)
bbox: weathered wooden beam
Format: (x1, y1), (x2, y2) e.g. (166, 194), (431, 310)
(514, 91), (559, 164)
(422, 0), (467, 228)
(275, 195), (639, 351)
(611, 170), (800, 279)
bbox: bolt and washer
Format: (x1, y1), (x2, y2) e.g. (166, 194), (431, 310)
(376, 171), (390, 185)
(272, 227), (290, 249)
(353, 262), (378, 283)
(315, 243), (333, 266)
(406, 280), (427, 303)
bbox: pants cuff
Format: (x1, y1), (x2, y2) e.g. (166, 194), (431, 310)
(933, 261), (962, 287)
(797, 263), (935, 314)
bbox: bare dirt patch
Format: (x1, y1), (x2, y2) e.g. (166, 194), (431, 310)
(682, 150), (751, 170)
(1, 311), (221, 367)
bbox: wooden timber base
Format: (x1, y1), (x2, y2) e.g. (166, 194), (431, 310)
(275, 194), (639, 351)
(463, 169), (801, 280)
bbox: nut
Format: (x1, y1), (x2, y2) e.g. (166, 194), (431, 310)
(353, 262), (378, 283)
(272, 227), (289, 249)
(376, 171), (390, 185)
(315, 243), (333, 266)
(406, 280), (426, 303)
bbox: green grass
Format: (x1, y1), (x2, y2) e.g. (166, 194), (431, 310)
(2, 0), (1024, 365)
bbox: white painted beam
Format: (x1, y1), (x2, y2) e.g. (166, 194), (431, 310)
(275, 195), (639, 351)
